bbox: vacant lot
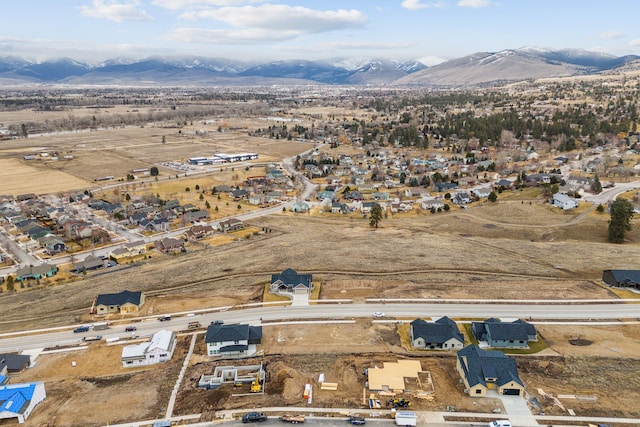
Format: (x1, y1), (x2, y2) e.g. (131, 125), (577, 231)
(0, 158), (91, 196)
(16, 336), (191, 427)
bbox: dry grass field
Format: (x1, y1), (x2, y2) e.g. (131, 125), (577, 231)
(0, 158), (91, 196)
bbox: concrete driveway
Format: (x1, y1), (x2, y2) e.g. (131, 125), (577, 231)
(496, 394), (539, 427)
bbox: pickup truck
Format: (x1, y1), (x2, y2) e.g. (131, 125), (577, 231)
(73, 326), (90, 333)
(82, 335), (102, 342)
(187, 321), (201, 329)
(280, 415), (305, 424)
(242, 412), (267, 423)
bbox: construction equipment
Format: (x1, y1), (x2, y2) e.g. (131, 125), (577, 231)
(250, 371), (262, 393)
(387, 398), (411, 408)
(280, 415), (305, 424)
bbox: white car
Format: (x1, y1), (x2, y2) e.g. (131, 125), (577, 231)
(373, 312), (385, 318)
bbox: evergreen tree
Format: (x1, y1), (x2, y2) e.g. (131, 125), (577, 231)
(608, 199), (635, 243)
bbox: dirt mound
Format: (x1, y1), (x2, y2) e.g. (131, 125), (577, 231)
(569, 338), (593, 346)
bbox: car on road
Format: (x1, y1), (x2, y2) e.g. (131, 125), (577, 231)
(125, 326), (137, 332)
(73, 326), (90, 333)
(158, 315), (172, 321)
(488, 421), (512, 427)
(242, 412), (267, 423)
(211, 320), (224, 325)
(348, 416), (366, 425)
(373, 312), (385, 318)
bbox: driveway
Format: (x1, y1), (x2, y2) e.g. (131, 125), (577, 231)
(496, 394), (539, 427)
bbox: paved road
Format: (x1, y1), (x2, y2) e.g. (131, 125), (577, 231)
(1, 301), (639, 353)
(581, 179), (640, 204)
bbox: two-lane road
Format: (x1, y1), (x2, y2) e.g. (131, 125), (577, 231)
(1, 301), (639, 353)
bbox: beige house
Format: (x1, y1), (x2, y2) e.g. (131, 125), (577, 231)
(456, 344), (524, 397)
(92, 290), (145, 315)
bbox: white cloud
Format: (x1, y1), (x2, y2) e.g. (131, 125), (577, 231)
(201, 5), (366, 33)
(169, 4), (367, 43)
(80, 0), (153, 22)
(457, 0), (490, 8)
(401, 0), (445, 10)
(599, 31), (626, 40)
(629, 39), (640, 47)
(152, 0), (264, 10)
(417, 55), (447, 66)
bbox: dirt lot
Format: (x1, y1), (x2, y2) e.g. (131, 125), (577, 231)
(14, 336), (191, 427)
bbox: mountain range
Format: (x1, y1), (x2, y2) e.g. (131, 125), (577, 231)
(0, 48), (638, 87)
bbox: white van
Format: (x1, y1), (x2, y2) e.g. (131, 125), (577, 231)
(488, 421), (512, 427)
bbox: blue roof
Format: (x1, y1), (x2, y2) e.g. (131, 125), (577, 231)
(0, 383), (38, 415)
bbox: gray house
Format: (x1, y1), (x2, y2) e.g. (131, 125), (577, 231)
(602, 269), (640, 290)
(410, 316), (464, 350)
(270, 268), (313, 296)
(456, 344), (524, 397)
(471, 319), (537, 349)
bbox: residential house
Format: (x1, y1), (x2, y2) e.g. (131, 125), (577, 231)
(121, 330), (177, 368)
(552, 193), (578, 210)
(155, 237), (185, 253)
(15, 264), (57, 281)
(404, 188), (429, 198)
(390, 201), (413, 213)
(371, 192), (391, 201)
(0, 381), (46, 423)
(37, 235), (66, 254)
(421, 199), (445, 211)
(456, 344), (524, 397)
(248, 193), (265, 205)
(270, 268), (313, 296)
(128, 212), (148, 226)
(435, 182), (459, 192)
(410, 317), (464, 350)
(493, 179), (514, 189)
(471, 319), (537, 349)
(182, 210), (210, 224)
(290, 201), (309, 213)
(452, 192), (472, 205)
(360, 201), (378, 214)
(331, 202), (349, 214)
(317, 190), (336, 201)
(217, 218), (244, 233)
(72, 255), (105, 273)
(92, 290), (145, 315)
(471, 187), (492, 199)
(0, 354), (31, 373)
(185, 224), (215, 240)
(204, 323), (263, 357)
(602, 269), (640, 290)
(124, 240), (147, 255)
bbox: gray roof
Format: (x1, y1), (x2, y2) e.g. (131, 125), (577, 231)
(205, 323), (263, 345)
(271, 268), (312, 289)
(95, 290), (143, 307)
(603, 269), (640, 287)
(411, 316), (463, 344)
(457, 344), (523, 388)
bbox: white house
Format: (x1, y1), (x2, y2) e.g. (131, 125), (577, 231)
(421, 198), (445, 211)
(0, 381), (46, 424)
(205, 323), (262, 357)
(552, 193), (578, 210)
(121, 330), (177, 368)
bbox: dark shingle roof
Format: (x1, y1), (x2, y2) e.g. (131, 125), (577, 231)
(411, 316), (463, 344)
(0, 354), (30, 372)
(486, 322), (529, 341)
(95, 290), (142, 307)
(604, 269), (640, 287)
(271, 268), (312, 289)
(205, 324), (263, 344)
(457, 344), (523, 388)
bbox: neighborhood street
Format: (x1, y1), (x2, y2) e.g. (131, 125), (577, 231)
(1, 300), (638, 353)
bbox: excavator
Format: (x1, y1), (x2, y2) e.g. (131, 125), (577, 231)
(250, 371), (262, 393)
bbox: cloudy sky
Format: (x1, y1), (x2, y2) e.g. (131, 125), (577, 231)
(2, 0), (639, 65)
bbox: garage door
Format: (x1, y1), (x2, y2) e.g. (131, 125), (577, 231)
(502, 388), (521, 396)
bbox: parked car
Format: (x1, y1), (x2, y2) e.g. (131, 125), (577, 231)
(73, 326), (90, 333)
(373, 312), (385, 318)
(348, 416), (366, 425)
(242, 412), (268, 423)
(125, 326), (137, 332)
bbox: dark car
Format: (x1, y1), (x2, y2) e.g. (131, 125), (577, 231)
(73, 326), (90, 333)
(242, 412), (267, 423)
(125, 326), (137, 332)
(211, 320), (224, 325)
(348, 416), (366, 425)
(158, 315), (172, 321)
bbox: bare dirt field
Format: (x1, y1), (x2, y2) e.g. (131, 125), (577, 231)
(15, 336), (191, 427)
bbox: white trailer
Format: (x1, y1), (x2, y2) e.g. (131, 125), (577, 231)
(394, 411), (417, 427)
